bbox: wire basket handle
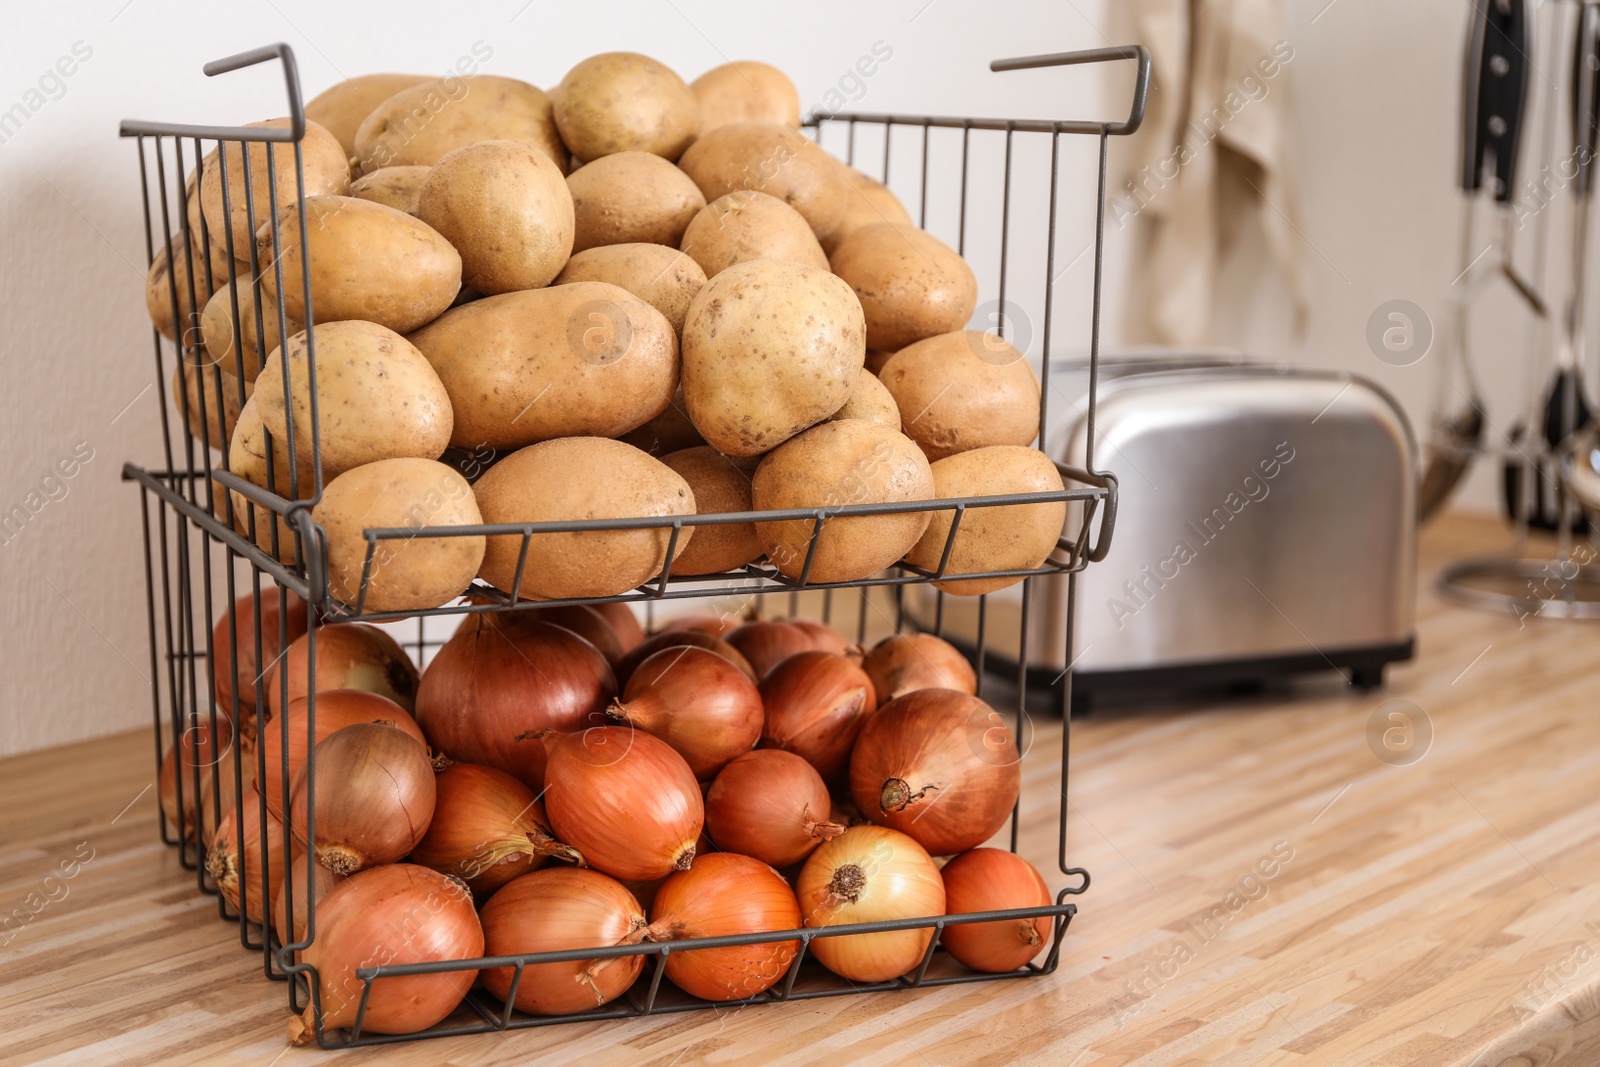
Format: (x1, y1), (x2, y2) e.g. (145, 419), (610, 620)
(120, 42), (305, 141)
(990, 45), (1151, 136)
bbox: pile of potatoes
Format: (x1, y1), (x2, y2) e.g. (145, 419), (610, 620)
(151, 52), (1068, 612)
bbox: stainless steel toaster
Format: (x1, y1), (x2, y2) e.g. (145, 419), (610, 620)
(903, 356), (1418, 709)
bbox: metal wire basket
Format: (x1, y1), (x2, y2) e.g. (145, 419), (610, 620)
(122, 41), (1145, 1048)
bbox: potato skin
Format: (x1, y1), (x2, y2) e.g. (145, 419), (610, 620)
(691, 61), (801, 132)
(659, 447), (761, 575)
(407, 281), (678, 451)
(145, 237), (214, 344)
(822, 166), (914, 255)
(227, 396), (305, 563)
(679, 191), (828, 278)
(829, 222), (977, 351)
(354, 75), (567, 174)
(751, 419), (934, 583)
(199, 279), (301, 382)
(903, 447), (1066, 595)
(553, 53), (699, 163)
(173, 364), (249, 451)
(879, 330), (1042, 461)
(677, 123), (847, 242)
(567, 151), (705, 252)
(200, 118), (350, 253)
(350, 165), (431, 216)
(418, 140), (575, 294)
(680, 260), (866, 457)
(831, 367), (900, 429)
(473, 437), (696, 599)
(553, 243), (706, 334)
(305, 73), (432, 161)
(314, 457), (485, 612)
(258, 195), (462, 334)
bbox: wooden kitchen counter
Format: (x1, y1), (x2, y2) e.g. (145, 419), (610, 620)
(5, 513), (1599, 1066)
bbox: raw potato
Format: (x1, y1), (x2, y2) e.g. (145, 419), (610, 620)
(354, 75), (567, 174)
(418, 140), (574, 294)
(200, 118), (350, 253)
(350, 166), (431, 216)
(408, 281), (677, 450)
(823, 166), (914, 255)
(679, 191), (828, 277)
(831, 367), (900, 429)
(473, 437), (696, 599)
(879, 331), (1042, 460)
(660, 447), (761, 575)
(184, 164), (234, 281)
(145, 237), (214, 344)
(227, 396), (306, 564)
(903, 446), (1067, 595)
(305, 73), (432, 161)
(567, 151), (705, 252)
(691, 61), (801, 132)
(553, 53), (699, 163)
(173, 365), (250, 450)
(619, 388), (706, 455)
(553, 244), (706, 334)
(313, 458), (485, 612)
(254, 320), (453, 479)
(865, 348), (895, 376)
(200, 280), (303, 382)
(258, 195), (461, 333)
(677, 123), (847, 242)
(752, 419), (934, 583)
(829, 222), (977, 351)
(680, 260), (866, 456)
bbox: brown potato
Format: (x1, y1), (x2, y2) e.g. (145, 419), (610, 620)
(752, 419), (934, 583)
(566, 151), (705, 253)
(677, 122), (847, 242)
(350, 165), (431, 216)
(680, 260), (865, 456)
(822, 166), (914, 255)
(660, 447), (761, 575)
(313, 458), (485, 612)
(878, 331), (1041, 460)
(184, 163), (234, 281)
(227, 396), (306, 564)
(305, 73), (432, 161)
(553, 53), (699, 163)
(199, 280), (303, 382)
(831, 367), (900, 429)
(618, 388), (706, 455)
(829, 222), (977, 351)
(408, 281), (678, 450)
(173, 364), (250, 451)
(353, 75), (567, 174)
(679, 191), (828, 277)
(200, 118), (350, 253)
(903, 447), (1066, 595)
(552, 243), (706, 334)
(418, 140), (574, 294)
(257, 195), (461, 334)
(864, 348), (896, 376)
(691, 61), (801, 132)
(473, 437), (696, 599)
(145, 237), (215, 345)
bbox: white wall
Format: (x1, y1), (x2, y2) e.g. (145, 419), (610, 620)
(0, 0), (1525, 756)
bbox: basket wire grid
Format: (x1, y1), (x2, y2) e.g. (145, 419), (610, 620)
(121, 41), (1146, 1047)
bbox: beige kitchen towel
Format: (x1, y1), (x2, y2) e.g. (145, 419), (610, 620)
(1117, 0), (1307, 345)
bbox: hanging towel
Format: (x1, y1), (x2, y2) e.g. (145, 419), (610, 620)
(1118, 0), (1308, 345)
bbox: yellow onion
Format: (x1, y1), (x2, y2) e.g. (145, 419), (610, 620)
(615, 629), (758, 687)
(607, 646), (763, 779)
(726, 619), (816, 678)
(289, 723), (436, 875)
(272, 849), (345, 950)
(528, 604), (625, 664)
(594, 601), (645, 653)
(410, 763), (581, 897)
(212, 586), (308, 718)
(265, 622), (419, 719)
(704, 749), (845, 868)
(939, 848), (1052, 972)
(159, 714), (235, 844)
(759, 651), (876, 781)
(257, 689), (425, 818)
(861, 632), (976, 705)
(651, 853), (801, 1001)
(797, 825), (945, 982)
(206, 790), (290, 924)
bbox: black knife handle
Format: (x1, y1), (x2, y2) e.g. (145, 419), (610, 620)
(1576, 3), (1600, 196)
(1462, 0), (1532, 202)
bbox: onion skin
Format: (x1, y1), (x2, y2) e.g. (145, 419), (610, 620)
(594, 601), (645, 653)
(862, 633), (976, 706)
(615, 629), (758, 688)
(411, 763), (581, 898)
(939, 849), (1052, 972)
(543, 726), (704, 882)
(289, 723), (437, 875)
(265, 622), (419, 720)
(480, 868), (652, 1015)
(651, 853), (801, 1001)
(704, 749), (845, 868)
(609, 647), (763, 779)
(797, 825), (946, 982)
(257, 690), (425, 818)
(212, 586), (309, 717)
(206, 791), (289, 925)
(788, 618), (856, 659)
(658, 614), (741, 638)
(759, 651), (876, 781)
(726, 619), (815, 678)
(527, 604), (625, 665)
(272, 849), (345, 951)
(414, 613), (615, 789)
(849, 688), (1020, 856)
(288, 864), (482, 1043)
(159, 715), (235, 844)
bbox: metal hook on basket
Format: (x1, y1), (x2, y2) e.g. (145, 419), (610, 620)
(121, 42), (305, 141)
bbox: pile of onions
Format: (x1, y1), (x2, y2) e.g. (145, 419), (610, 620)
(594, 601), (645, 653)
(289, 723), (436, 875)
(212, 586), (308, 716)
(849, 689), (1020, 856)
(159, 714), (234, 844)
(726, 619), (817, 678)
(658, 613), (740, 638)
(414, 613), (615, 788)
(257, 689), (425, 817)
(614, 629), (757, 687)
(288, 864), (482, 1043)
(272, 849), (345, 950)
(796, 825), (945, 982)
(265, 623), (419, 719)
(861, 633), (976, 706)
(542, 726), (703, 881)
(480, 868), (653, 1015)
(608, 646), (763, 779)
(759, 651), (876, 781)
(938, 848), (1052, 972)
(650, 853), (801, 1001)
(528, 604), (625, 665)
(411, 763), (581, 897)
(206, 793), (289, 924)
(704, 750), (844, 868)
